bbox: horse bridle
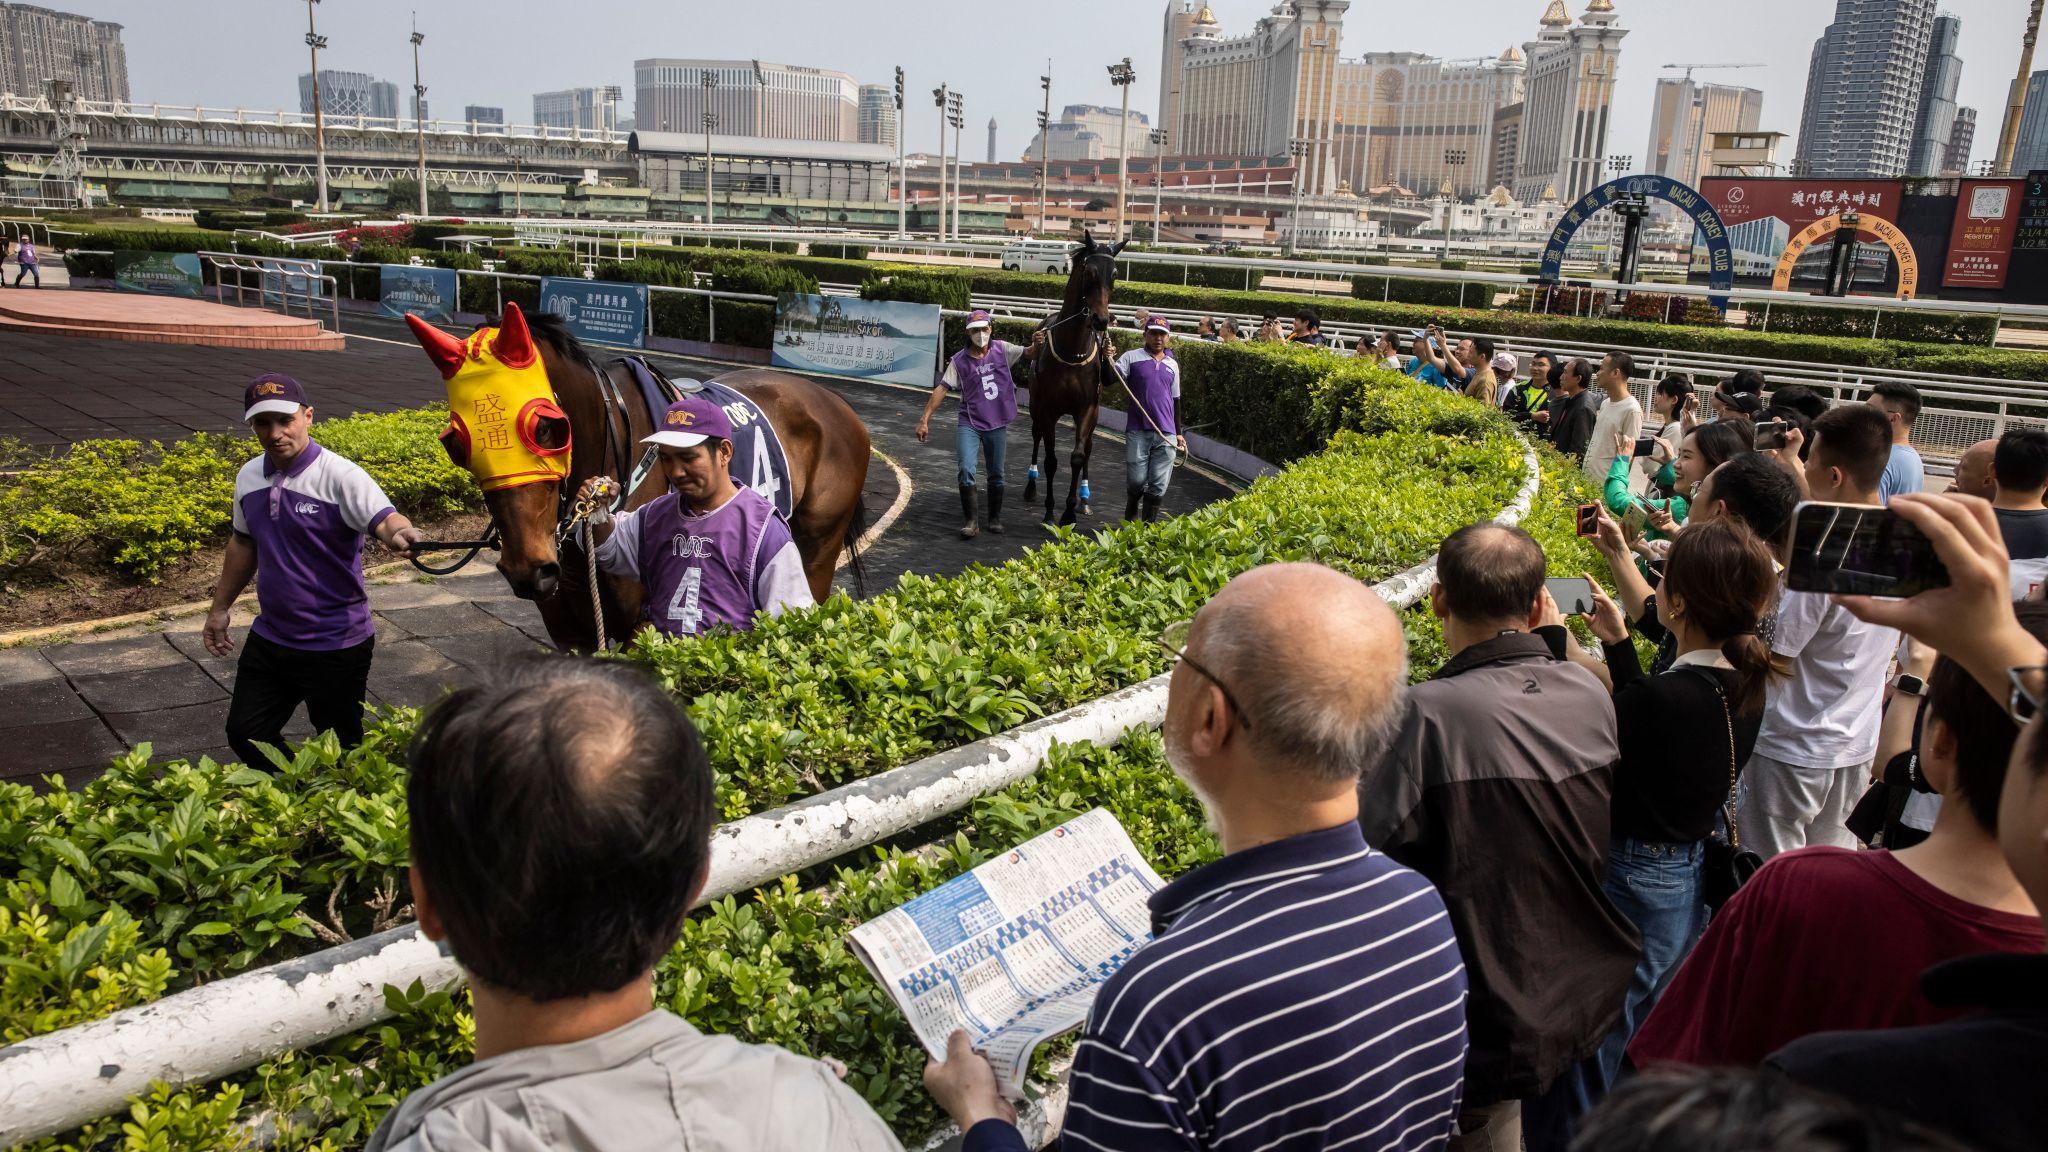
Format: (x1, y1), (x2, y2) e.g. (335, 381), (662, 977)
(1040, 258), (1114, 369)
(407, 352), (644, 580)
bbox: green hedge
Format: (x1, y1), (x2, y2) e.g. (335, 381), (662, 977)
(861, 271), (972, 311)
(1121, 259), (1264, 292)
(407, 222), (517, 247)
(0, 408), (478, 581)
(1747, 302), (2000, 345)
(1351, 274), (1469, 309)
(2, 344), (1620, 1148)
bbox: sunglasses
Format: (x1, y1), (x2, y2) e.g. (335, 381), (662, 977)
(2009, 665), (2048, 726)
(1157, 619), (1252, 731)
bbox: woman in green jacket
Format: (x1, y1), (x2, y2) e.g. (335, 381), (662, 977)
(1604, 419), (1755, 558)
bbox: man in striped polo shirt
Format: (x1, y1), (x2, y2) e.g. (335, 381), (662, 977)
(925, 562), (1469, 1152)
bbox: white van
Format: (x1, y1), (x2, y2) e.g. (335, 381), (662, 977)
(1001, 239), (1076, 275)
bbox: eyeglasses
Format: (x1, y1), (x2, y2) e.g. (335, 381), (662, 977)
(2009, 665), (2048, 726)
(1158, 619), (1252, 730)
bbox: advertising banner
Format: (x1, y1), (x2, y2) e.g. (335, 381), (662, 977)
(771, 293), (940, 388)
(539, 277), (646, 347)
(112, 250), (203, 297)
(379, 264), (460, 322)
(1943, 179), (2024, 290)
(1700, 177), (1904, 265)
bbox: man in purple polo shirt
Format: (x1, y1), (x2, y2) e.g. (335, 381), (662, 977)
(205, 374), (423, 767)
(1115, 316), (1189, 523)
(578, 394), (813, 639)
(916, 310), (1044, 539)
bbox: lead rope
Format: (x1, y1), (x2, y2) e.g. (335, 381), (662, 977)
(567, 478), (618, 652)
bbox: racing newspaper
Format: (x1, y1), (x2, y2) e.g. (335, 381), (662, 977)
(848, 808), (1167, 1098)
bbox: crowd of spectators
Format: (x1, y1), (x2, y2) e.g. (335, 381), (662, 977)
(361, 354), (2047, 1152)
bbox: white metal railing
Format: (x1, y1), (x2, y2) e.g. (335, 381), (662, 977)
(0, 92), (626, 144)
(230, 227), (348, 249)
(197, 251), (341, 334)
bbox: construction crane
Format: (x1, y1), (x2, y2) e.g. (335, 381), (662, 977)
(1661, 62), (1766, 82)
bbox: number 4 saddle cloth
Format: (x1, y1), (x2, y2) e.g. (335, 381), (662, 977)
(617, 357), (794, 519)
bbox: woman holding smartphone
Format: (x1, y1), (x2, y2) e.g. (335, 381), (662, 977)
(1565, 519), (1784, 1088)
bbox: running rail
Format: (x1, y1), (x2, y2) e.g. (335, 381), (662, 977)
(0, 438), (1544, 1146)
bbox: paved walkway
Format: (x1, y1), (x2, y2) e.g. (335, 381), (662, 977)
(1, 316), (1233, 785)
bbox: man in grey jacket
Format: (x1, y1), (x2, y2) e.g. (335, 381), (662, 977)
(366, 655), (901, 1152)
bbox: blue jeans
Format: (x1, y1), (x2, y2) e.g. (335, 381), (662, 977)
(1126, 428), (1175, 498)
(1593, 836), (1707, 1087)
(957, 424), (1006, 489)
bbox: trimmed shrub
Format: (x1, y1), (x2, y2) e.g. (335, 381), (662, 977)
(1748, 302), (2001, 345)
(861, 271), (971, 311)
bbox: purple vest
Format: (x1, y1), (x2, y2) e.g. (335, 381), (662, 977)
(949, 345), (1019, 432)
(1123, 351), (1179, 436)
(633, 484), (791, 638)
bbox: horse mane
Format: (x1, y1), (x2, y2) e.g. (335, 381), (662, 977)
(511, 309), (593, 369)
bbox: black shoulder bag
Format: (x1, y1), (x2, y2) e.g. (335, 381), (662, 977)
(1694, 669), (1763, 910)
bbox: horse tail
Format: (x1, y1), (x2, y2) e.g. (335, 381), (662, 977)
(842, 493), (870, 600)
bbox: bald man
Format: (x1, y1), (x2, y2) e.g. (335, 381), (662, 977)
(925, 563), (1470, 1152)
(1952, 439), (1997, 502)
(1360, 523), (1637, 1152)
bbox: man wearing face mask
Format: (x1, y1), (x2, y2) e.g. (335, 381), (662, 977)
(923, 563), (1469, 1152)
(917, 310), (1044, 539)
(577, 395), (812, 639)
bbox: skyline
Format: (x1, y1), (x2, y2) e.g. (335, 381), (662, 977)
(54, 0), (2036, 180)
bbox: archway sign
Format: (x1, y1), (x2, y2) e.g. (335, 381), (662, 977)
(1539, 174), (1735, 310)
(1770, 213), (1920, 299)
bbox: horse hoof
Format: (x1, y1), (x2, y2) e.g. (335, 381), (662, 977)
(1023, 483), (1038, 500)
(1079, 503), (1091, 517)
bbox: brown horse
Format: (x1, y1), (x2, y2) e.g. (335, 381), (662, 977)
(1022, 231), (1125, 526)
(406, 305), (870, 652)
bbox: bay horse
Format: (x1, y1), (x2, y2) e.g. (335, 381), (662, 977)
(1022, 231), (1126, 526)
(405, 304), (870, 652)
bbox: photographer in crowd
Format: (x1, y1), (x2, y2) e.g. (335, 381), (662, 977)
(1565, 520), (1782, 1086)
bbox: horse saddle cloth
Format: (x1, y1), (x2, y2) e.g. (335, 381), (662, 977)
(613, 358), (794, 519)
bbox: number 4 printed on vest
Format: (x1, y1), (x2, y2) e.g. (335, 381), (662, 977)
(668, 567), (704, 633)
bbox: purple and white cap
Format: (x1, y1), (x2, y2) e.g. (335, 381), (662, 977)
(964, 309), (993, 330)
(243, 373), (309, 421)
(643, 395), (734, 450)
(1144, 316), (1172, 334)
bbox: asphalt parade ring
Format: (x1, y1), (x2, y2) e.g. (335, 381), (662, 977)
(0, 316), (1235, 786)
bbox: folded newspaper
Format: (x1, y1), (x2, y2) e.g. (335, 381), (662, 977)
(848, 808), (1167, 1098)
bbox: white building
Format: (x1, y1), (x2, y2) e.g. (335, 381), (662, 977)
(1514, 0), (1627, 204)
(533, 86), (621, 133)
(635, 59), (858, 142)
(1023, 104), (1158, 162)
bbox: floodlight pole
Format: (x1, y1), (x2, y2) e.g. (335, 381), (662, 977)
(1108, 58), (1135, 242)
(410, 15), (427, 216)
(304, 0), (329, 212)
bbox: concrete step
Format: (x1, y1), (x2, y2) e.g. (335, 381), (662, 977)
(0, 300), (329, 339)
(0, 315), (345, 351)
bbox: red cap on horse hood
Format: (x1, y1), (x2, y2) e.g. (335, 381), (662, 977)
(491, 302), (537, 369)
(405, 311), (467, 380)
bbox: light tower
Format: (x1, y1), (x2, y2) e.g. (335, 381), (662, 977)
(1036, 66), (1051, 235)
(1107, 57), (1136, 241)
(303, 0), (329, 212)
(701, 68), (718, 226)
(894, 66), (907, 237)
(410, 15), (428, 216)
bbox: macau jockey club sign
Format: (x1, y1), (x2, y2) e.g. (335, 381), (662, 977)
(539, 277), (648, 348)
(1538, 175), (1736, 310)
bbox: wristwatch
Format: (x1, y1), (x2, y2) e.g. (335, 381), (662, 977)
(1893, 674), (1928, 698)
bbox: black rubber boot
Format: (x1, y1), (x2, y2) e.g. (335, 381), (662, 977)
(959, 485), (980, 539)
(986, 485), (1005, 534)
(1124, 490), (1143, 522)
(1142, 494), (1163, 522)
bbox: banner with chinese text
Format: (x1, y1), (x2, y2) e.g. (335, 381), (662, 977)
(771, 293), (940, 389)
(539, 277), (646, 347)
(1943, 179), (2024, 290)
(112, 251), (203, 297)
(1700, 177), (1904, 266)
(378, 264), (459, 322)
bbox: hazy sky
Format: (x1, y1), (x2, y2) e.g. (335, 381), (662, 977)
(77, 0), (2032, 172)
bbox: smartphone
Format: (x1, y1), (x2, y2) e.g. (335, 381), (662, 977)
(1785, 501), (1951, 598)
(1545, 577), (1596, 616)
(1754, 419), (1790, 452)
(1632, 436), (1658, 458)
(1575, 503), (1600, 537)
